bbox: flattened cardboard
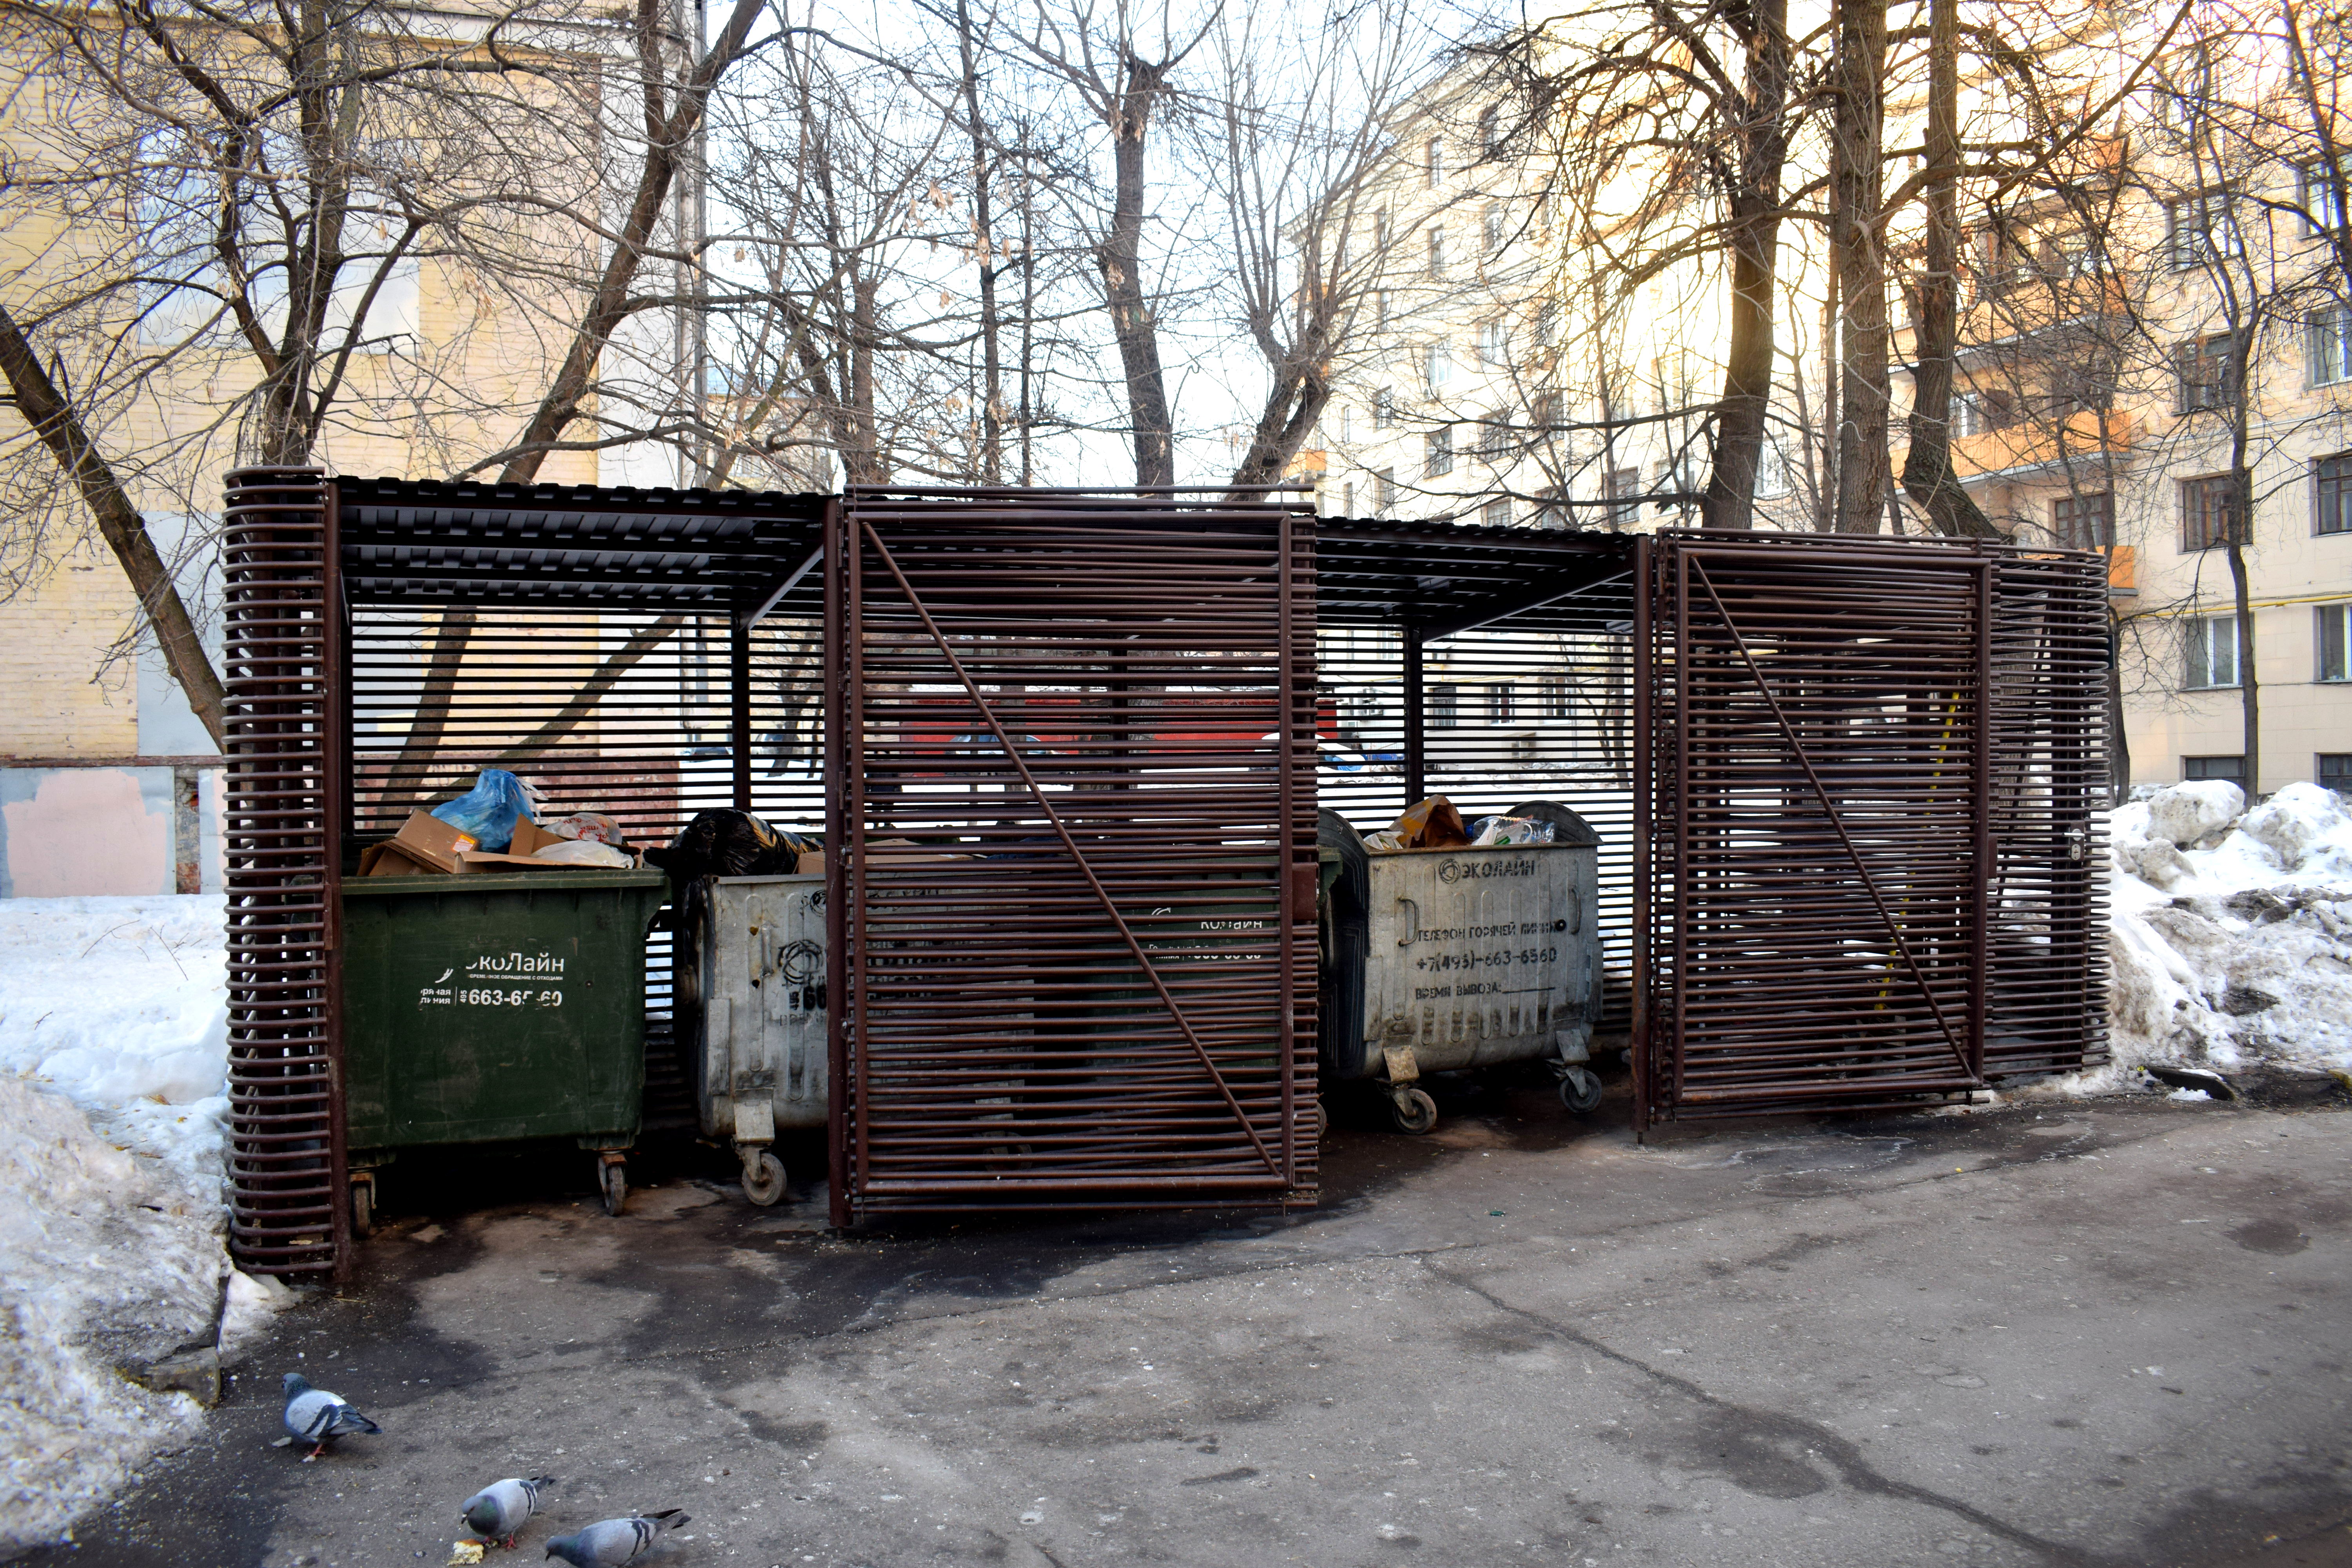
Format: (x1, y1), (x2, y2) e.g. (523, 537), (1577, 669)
(360, 810), (477, 876)
(453, 815), (570, 871)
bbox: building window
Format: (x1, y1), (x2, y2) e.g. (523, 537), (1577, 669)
(2184, 754), (2246, 785)
(1482, 497), (1513, 528)
(2319, 452), (2352, 534)
(1537, 674), (1568, 719)
(2301, 159), (2348, 237)
(1425, 137), (1444, 188)
(1372, 387), (1396, 429)
(1423, 343), (1452, 394)
(2185, 613), (2241, 689)
(1605, 465), (1640, 528)
(2310, 305), (2352, 387)
(1375, 468), (1396, 516)
(1476, 415), (1508, 463)
(1426, 227), (1446, 279)
(1485, 683), (1514, 724)
(1338, 403), (1353, 443)
(2053, 491), (2114, 549)
(1425, 425), (1454, 477)
(2165, 190), (2238, 270)
(2175, 331), (2239, 412)
(1477, 319), (1506, 365)
(2181, 474), (2244, 551)
(2320, 753), (2352, 797)
(1372, 208), (1391, 255)
(1372, 289), (1392, 330)
(1483, 201), (1506, 254)
(1533, 300), (1558, 346)
(1478, 104), (1503, 158)
(1341, 481), (1355, 517)
(1430, 683), (1459, 727)
(2319, 603), (2350, 682)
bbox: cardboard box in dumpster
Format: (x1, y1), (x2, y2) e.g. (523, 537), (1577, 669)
(359, 811), (477, 876)
(456, 815), (570, 871)
(360, 811), (572, 876)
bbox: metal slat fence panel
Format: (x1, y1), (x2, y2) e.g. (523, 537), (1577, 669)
(1638, 532), (2110, 1128)
(222, 467), (344, 1275)
(1984, 553), (2112, 1076)
(832, 493), (1318, 1219)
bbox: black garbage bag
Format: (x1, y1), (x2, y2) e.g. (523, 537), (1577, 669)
(644, 809), (821, 881)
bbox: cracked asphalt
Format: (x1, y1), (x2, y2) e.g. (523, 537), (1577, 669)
(25, 1071), (2352, 1568)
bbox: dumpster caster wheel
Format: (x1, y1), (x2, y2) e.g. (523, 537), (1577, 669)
(1389, 1086), (1438, 1136)
(598, 1156), (628, 1216)
(741, 1150), (787, 1207)
(1558, 1065), (1604, 1115)
(349, 1174), (376, 1240)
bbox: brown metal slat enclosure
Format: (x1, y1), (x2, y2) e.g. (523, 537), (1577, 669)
(218, 469), (2108, 1277)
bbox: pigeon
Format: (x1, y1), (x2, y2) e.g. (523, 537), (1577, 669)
(278, 1372), (381, 1461)
(543, 1511), (690, 1566)
(462, 1476), (557, 1548)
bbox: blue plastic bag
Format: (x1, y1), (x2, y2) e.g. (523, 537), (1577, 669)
(430, 769), (539, 852)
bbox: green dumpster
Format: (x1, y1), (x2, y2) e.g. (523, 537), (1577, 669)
(339, 869), (669, 1223)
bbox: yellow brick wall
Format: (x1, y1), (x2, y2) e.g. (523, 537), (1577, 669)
(0, 535), (138, 756)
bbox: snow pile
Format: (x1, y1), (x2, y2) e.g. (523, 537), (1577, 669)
(0, 1074), (221, 1552)
(0, 895), (232, 1207)
(2101, 782), (2352, 1080)
(0, 895), (295, 1549)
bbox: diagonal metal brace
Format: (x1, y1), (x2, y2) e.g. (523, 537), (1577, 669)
(1689, 557), (1979, 1082)
(855, 518), (1283, 1176)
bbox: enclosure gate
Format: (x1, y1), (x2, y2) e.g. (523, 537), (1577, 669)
(826, 491), (1321, 1223)
(1635, 531), (2109, 1128)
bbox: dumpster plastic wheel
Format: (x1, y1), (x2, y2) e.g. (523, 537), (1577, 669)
(742, 1150), (788, 1207)
(599, 1158), (628, 1217)
(1390, 1086), (1439, 1135)
(349, 1175), (375, 1240)
(1558, 1065), (1604, 1115)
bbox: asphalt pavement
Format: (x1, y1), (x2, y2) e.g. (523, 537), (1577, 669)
(25, 1071), (2352, 1568)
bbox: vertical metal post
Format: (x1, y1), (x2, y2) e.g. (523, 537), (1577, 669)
(730, 610), (753, 811)
(1401, 626), (1425, 806)
(1276, 506), (1296, 1188)
(321, 480), (351, 1283)
(1969, 558), (1994, 1082)
(823, 499), (849, 1230)
(845, 501), (869, 1225)
(1630, 536), (1652, 1138)
(1670, 544), (1690, 1114)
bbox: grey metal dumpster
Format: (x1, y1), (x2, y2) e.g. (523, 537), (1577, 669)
(1324, 801), (1603, 1133)
(679, 873), (828, 1204)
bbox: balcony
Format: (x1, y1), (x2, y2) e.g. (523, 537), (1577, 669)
(1949, 408), (2135, 479)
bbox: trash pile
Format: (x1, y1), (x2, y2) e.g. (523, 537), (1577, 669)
(641, 809), (822, 880)
(1361, 794), (1556, 853)
(359, 770), (643, 875)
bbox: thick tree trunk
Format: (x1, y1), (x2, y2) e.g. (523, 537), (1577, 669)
(1096, 52), (1176, 490)
(2227, 513), (2259, 797)
(1830, 0), (1890, 535)
(0, 304), (227, 749)
(1898, 0), (1999, 539)
(1701, 0), (1791, 531)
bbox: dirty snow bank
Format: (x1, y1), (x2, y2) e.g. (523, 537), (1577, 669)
(0, 895), (286, 1551)
(0, 1074), (222, 1551)
(2093, 781), (2352, 1085)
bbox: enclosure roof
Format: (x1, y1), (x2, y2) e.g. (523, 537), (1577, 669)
(331, 477), (1635, 628)
(1313, 516), (1635, 633)
(334, 476), (827, 608)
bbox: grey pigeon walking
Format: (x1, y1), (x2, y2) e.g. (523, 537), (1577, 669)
(278, 1372), (380, 1461)
(462, 1476), (557, 1548)
(543, 1510), (690, 1566)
